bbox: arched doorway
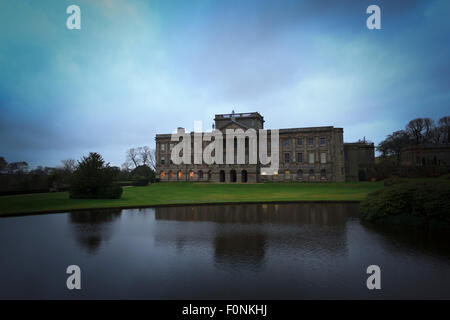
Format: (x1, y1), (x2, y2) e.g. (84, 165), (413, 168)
(198, 170), (203, 180)
(230, 170), (237, 182)
(241, 170), (248, 183)
(189, 170), (194, 180)
(219, 170), (225, 182)
(177, 170), (183, 180)
(169, 171), (174, 180)
(309, 169), (315, 180)
(297, 169), (303, 180)
(207, 170), (212, 181)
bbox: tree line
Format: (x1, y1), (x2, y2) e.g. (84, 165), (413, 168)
(377, 116), (450, 162)
(0, 146), (156, 196)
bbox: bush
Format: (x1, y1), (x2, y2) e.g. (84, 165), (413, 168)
(360, 180), (450, 223)
(69, 152), (123, 199)
(383, 176), (405, 187)
(131, 177), (149, 186)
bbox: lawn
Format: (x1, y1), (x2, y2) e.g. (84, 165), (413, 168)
(0, 182), (384, 216)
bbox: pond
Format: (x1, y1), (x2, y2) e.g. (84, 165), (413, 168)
(1, 203), (449, 299)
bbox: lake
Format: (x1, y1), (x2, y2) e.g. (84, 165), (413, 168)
(1, 203), (449, 299)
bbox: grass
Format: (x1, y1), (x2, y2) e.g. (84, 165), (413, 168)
(0, 182), (384, 216)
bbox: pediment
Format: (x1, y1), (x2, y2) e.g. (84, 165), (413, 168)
(217, 119), (249, 132)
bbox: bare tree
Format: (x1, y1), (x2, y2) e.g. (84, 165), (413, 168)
(439, 116), (450, 143)
(126, 148), (141, 168)
(406, 118), (425, 144)
(139, 146), (156, 170)
(61, 159), (77, 173)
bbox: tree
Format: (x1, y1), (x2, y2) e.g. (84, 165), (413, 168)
(126, 148), (141, 168)
(61, 159), (77, 173)
(0, 157), (7, 173)
(139, 146), (156, 170)
(376, 130), (410, 164)
(406, 118), (426, 145)
(69, 152), (122, 199)
(6, 161), (29, 174)
(439, 116), (450, 143)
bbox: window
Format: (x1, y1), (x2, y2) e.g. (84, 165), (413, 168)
(320, 138), (326, 146)
(321, 169), (326, 178)
(284, 140), (290, 148)
(320, 152), (327, 164)
(177, 171), (183, 179)
(297, 153), (303, 163)
(309, 153), (314, 164)
(160, 143), (165, 151)
(160, 156), (165, 165)
(160, 171), (165, 178)
(189, 170), (194, 179)
(198, 170), (204, 179)
(308, 137), (314, 146)
(297, 138), (303, 146)
(284, 153), (290, 163)
(169, 143), (174, 150)
(297, 169), (303, 179)
(285, 170), (290, 175)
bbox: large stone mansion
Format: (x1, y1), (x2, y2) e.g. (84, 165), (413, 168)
(155, 112), (374, 183)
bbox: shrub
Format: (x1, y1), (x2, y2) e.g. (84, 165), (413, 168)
(383, 176), (405, 187)
(69, 153), (123, 199)
(360, 180), (450, 223)
(131, 177), (149, 186)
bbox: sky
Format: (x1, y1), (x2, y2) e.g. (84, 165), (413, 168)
(0, 0), (449, 168)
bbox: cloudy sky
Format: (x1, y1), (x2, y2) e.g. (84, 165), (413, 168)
(0, 0), (449, 167)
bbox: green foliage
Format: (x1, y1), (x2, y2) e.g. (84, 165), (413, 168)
(69, 152), (123, 199)
(360, 180), (450, 223)
(131, 165), (155, 183)
(383, 176), (406, 186)
(131, 176), (149, 186)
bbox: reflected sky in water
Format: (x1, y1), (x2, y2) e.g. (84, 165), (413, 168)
(0, 203), (449, 299)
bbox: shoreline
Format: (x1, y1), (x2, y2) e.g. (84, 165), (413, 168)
(0, 199), (361, 218)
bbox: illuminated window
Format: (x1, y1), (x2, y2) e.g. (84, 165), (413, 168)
(160, 171), (165, 178)
(189, 171), (194, 179)
(169, 171), (174, 179)
(177, 171), (183, 179)
(285, 170), (290, 175)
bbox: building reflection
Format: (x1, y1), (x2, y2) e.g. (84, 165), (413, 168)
(155, 203), (357, 269)
(68, 209), (122, 254)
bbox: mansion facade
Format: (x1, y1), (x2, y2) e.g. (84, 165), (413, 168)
(155, 112), (374, 183)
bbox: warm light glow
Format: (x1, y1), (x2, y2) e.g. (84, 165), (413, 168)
(160, 171), (165, 178)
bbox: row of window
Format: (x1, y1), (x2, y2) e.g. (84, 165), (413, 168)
(284, 152), (327, 164)
(161, 152), (327, 165)
(283, 137), (326, 148)
(160, 169), (327, 179)
(159, 136), (328, 152)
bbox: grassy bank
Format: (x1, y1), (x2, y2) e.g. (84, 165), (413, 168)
(0, 182), (383, 216)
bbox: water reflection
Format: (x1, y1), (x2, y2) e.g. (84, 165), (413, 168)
(155, 203), (359, 270)
(68, 209), (122, 254)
